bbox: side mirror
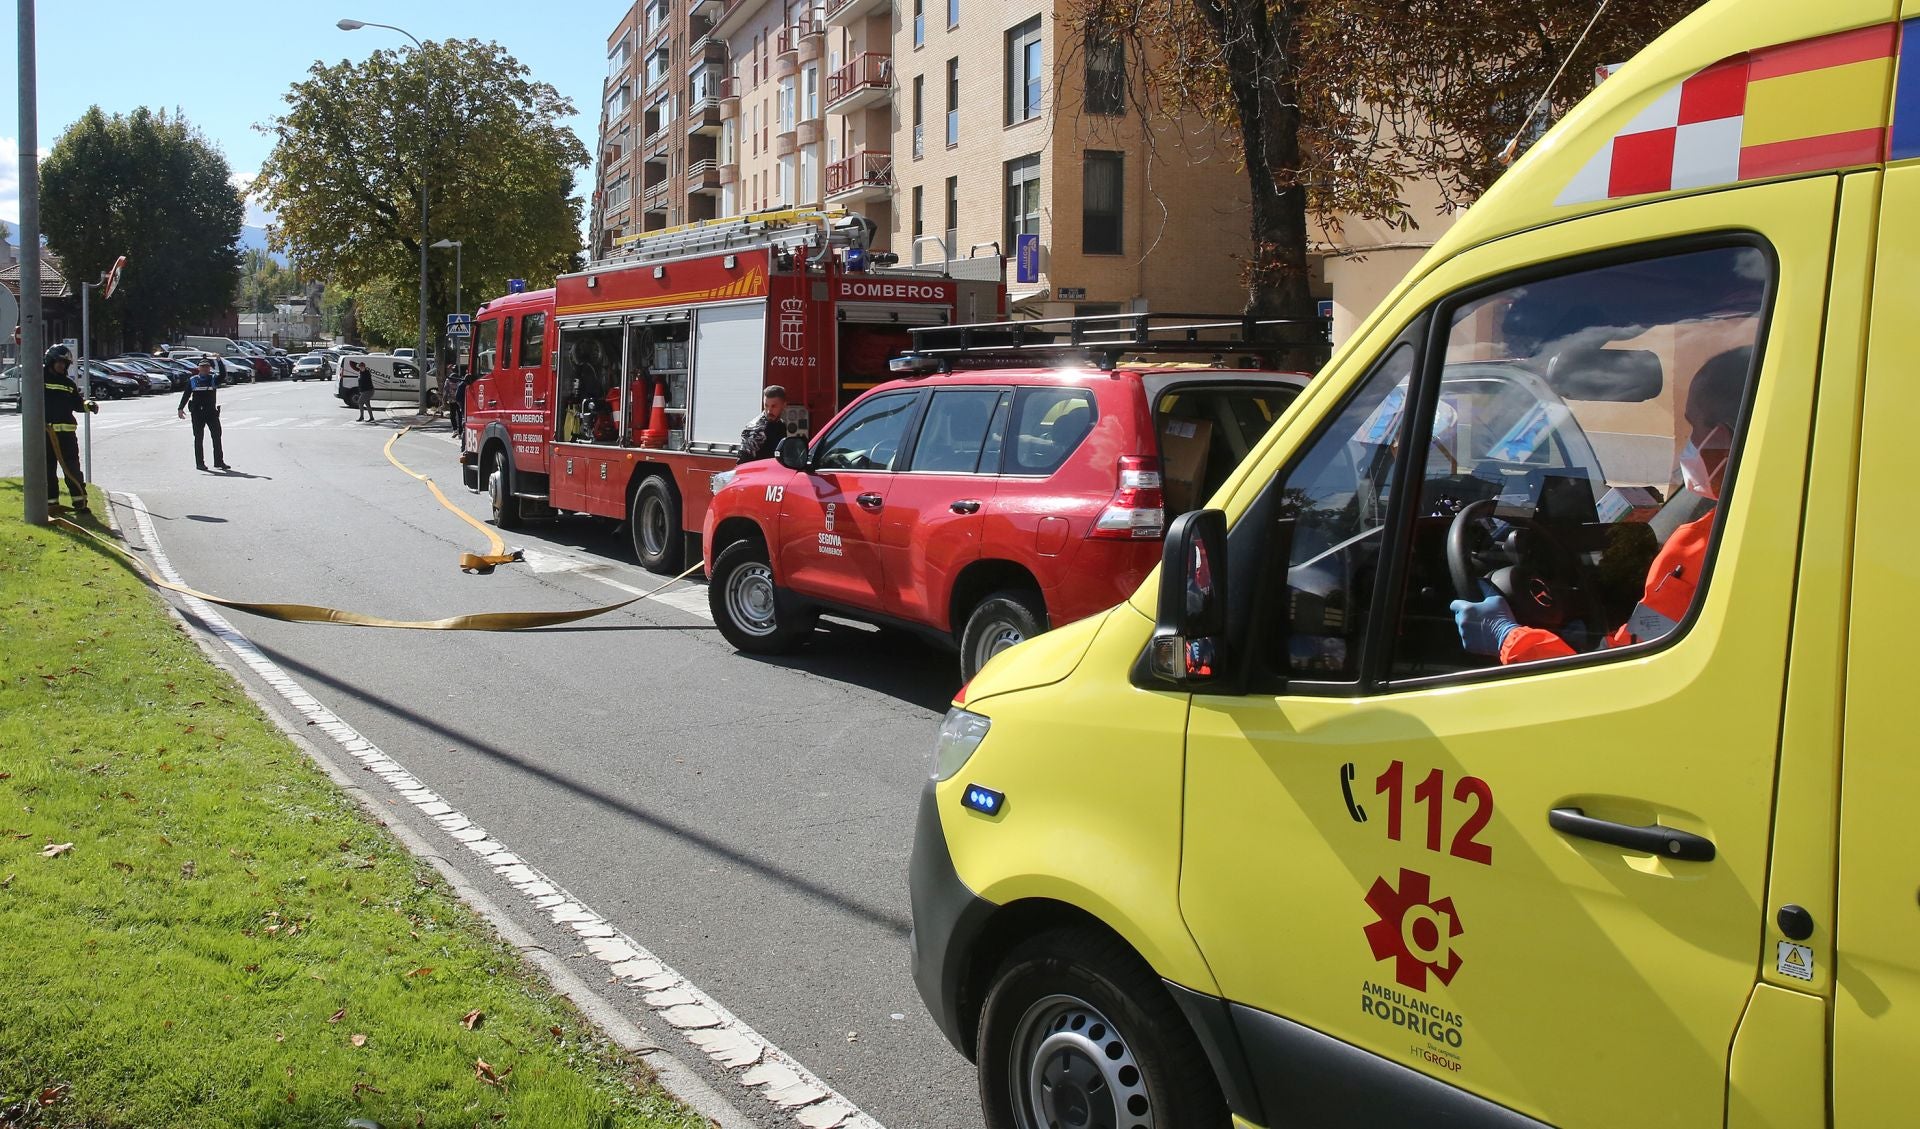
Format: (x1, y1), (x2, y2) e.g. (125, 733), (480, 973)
(775, 434), (812, 471)
(1147, 509), (1229, 684)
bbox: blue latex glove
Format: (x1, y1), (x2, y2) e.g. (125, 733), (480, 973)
(1450, 583), (1519, 657)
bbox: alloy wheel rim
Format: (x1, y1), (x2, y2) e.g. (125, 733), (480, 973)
(726, 562), (779, 637)
(1008, 994), (1153, 1129)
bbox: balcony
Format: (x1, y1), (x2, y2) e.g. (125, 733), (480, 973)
(687, 93), (724, 135)
(824, 0), (887, 28)
(644, 178), (671, 206)
(687, 159), (722, 194)
(775, 129), (797, 157)
(825, 149), (891, 201)
(643, 118), (673, 152)
(797, 118), (823, 146)
(718, 163), (738, 186)
(826, 52), (891, 113)
(796, 18), (825, 62)
(691, 0), (728, 19)
(690, 37), (728, 71)
(718, 75), (741, 118)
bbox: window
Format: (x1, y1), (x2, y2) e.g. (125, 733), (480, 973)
(948, 0), (959, 28)
(944, 176), (958, 258)
(474, 319), (500, 376)
(913, 75), (926, 158)
(803, 65), (819, 119)
(946, 58), (959, 145)
(912, 185), (925, 263)
(1259, 344), (1416, 681)
(604, 176), (631, 210)
(779, 79), (796, 132)
(1383, 244), (1768, 680)
(816, 392), (921, 471)
(910, 389), (1005, 473)
(913, 0), (925, 47)
(1006, 17), (1043, 124)
(557, 327), (622, 443)
(800, 148), (818, 204)
(646, 46), (671, 88)
(778, 155), (794, 204)
(499, 317), (517, 369)
(519, 313), (547, 369)
(1004, 154), (1041, 257)
(1085, 30), (1124, 115)
(1007, 387), (1095, 475)
(1083, 150), (1123, 255)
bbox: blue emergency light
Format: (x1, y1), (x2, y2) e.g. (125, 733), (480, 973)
(961, 784), (1005, 816)
(845, 247), (868, 272)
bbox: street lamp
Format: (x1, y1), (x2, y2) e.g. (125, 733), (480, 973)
(338, 16), (431, 410)
(432, 238), (462, 377)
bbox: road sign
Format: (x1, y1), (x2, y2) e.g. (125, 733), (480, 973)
(103, 255), (127, 299)
(1015, 234), (1040, 285)
(1317, 299), (1334, 320)
(447, 313), (472, 330)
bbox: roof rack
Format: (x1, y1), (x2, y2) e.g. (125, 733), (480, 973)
(596, 208), (874, 267)
(901, 311), (1327, 371)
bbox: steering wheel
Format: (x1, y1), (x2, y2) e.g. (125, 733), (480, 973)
(1446, 499), (1606, 631)
(867, 437), (899, 469)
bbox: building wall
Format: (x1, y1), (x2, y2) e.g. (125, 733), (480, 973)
(592, 4), (643, 257)
(1312, 175), (1461, 345)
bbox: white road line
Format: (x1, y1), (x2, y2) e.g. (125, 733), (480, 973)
(116, 491), (878, 1129)
(225, 416), (263, 425)
(262, 417), (301, 427)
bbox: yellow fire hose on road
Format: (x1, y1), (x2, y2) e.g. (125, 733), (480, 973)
(49, 426), (702, 631)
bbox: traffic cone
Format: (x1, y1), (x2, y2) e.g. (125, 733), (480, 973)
(640, 385), (669, 448)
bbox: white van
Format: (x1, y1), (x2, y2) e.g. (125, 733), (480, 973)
(336, 354), (433, 408)
(182, 335), (245, 357)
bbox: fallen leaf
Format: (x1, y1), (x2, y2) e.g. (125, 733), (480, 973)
(0, 772), (11, 779)
(349, 1033), (367, 1047)
(244, 964), (260, 973)
(328, 1008), (347, 1024)
(350, 1081), (385, 1099)
(0, 873), (12, 888)
(110, 861), (133, 873)
(273, 1032), (286, 1043)
(180, 860), (196, 879)
(548, 1026), (563, 1039)
(38, 1084), (68, 1106)
(461, 1010), (484, 1030)
(407, 967), (434, 978)
(40, 842), (73, 859)
(474, 1058), (503, 1087)
(285, 1090), (296, 1104)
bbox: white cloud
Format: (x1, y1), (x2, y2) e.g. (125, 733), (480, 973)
(0, 137), (55, 231)
(230, 170), (275, 230)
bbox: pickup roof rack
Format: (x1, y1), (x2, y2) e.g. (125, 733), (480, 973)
(898, 311), (1326, 372)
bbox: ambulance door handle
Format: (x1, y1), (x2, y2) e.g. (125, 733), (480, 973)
(857, 492), (884, 510)
(950, 500), (982, 514)
(1549, 807), (1716, 862)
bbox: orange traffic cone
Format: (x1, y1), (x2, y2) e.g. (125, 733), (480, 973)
(640, 386), (669, 448)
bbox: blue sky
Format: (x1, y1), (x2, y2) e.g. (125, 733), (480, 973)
(0, 0), (625, 238)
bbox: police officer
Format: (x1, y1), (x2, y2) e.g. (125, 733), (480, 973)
(737, 385), (789, 464)
(42, 344), (97, 514)
(176, 357), (230, 471)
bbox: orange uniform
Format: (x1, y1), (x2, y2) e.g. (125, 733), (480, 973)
(1499, 514), (1714, 665)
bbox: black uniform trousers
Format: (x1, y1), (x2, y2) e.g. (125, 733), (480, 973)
(44, 426), (86, 509)
(190, 406), (225, 467)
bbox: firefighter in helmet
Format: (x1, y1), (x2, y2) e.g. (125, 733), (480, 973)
(41, 344), (98, 515)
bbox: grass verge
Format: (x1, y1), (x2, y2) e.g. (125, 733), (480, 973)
(0, 479), (707, 1129)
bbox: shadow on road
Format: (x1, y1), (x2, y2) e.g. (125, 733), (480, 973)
(219, 629), (914, 937)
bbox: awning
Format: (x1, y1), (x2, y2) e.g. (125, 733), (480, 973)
(1008, 286), (1049, 309)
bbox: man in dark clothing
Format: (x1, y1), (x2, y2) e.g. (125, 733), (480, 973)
(737, 385), (789, 464)
(446, 364), (470, 435)
(176, 357), (229, 471)
(42, 345), (97, 514)
(354, 361), (377, 422)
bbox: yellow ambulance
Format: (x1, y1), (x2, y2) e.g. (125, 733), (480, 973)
(908, 1), (1920, 1126)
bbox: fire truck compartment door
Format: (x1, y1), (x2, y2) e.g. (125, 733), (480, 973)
(835, 302), (950, 326)
(690, 301), (768, 451)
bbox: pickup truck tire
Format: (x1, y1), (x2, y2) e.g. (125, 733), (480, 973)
(977, 927), (1229, 1129)
(631, 475), (684, 574)
(488, 456), (524, 530)
(710, 540), (813, 654)
(960, 590), (1047, 682)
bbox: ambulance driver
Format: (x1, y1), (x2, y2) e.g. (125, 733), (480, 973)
(1451, 346), (1749, 664)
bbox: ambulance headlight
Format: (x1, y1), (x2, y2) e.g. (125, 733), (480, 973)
(931, 708), (991, 781)
(709, 469), (736, 496)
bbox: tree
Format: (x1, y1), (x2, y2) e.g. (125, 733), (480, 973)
(255, 37), (587, 362)
(237, 248), (305, 314)
(40, 107), (244, 350)
(1070, 0), (1703, 350)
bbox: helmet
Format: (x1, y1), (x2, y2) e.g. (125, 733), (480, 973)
(45, 343), (72, 367)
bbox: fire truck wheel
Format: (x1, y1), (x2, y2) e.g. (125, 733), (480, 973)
(710, 540), (813, 654)
(960, 590), (1048, 682)
(631, 475), (684, 574)
(488, 457), (524, 529)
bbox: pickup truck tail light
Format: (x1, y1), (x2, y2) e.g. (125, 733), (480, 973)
(1089, 455), (1166, 540)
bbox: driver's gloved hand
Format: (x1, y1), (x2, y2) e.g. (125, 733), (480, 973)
(1451, 582), (1519, 657)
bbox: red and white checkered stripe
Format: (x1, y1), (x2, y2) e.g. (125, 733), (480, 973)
(1558, 58), (1751, 204)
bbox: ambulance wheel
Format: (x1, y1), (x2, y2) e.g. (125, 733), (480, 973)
(488, 455), (523, 530)
(977, 928), (1228, 1129)
(631, 475), (684, 574)
(960, 590), (1047, 682)
(710, 540), (812, 654)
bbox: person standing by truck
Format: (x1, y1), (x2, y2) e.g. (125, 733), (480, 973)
(176, 357), (229, 471)
(737, 385), (789, 463)
(353, 360), (376, 422)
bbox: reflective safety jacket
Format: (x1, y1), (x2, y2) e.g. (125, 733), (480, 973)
(178, 372), (220, 416)
(43, 363), (86, 432)
(1499, 514), (1715, 665)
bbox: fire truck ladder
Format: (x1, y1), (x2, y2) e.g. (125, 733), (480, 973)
(600, 208), (870, 266)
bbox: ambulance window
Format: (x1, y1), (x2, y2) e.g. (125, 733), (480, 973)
(520, 313), (547, 368)
(474, 319), (499, 376)
(1257, 343), (1413, 682)
(1385, 244), (1768, 681)
(1006, 387), (1096, 475)
(816, 391), (922, 471)
(908, 389), (1006, 473)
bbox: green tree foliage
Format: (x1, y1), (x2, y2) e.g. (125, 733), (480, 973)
(40, 107), (244, 350)
(236, 248), (307, 313)
(256, 38), (587, 362)
(1070, 0), (1703, 343)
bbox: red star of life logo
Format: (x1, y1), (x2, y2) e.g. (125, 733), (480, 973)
(1363, 867), (1465, 991)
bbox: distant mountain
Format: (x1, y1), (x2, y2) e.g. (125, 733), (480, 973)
(239, 226), (287, 264)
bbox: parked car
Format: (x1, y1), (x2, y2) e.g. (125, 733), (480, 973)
(292, 353), (327, 381)
(117, 354), (187, 392)
(76, 360), (143, 399)
(0, 364), (20, 408)
(703, 334), (1311, 679)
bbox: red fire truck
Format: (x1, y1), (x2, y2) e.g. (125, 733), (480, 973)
(459, 210), (1005, 573)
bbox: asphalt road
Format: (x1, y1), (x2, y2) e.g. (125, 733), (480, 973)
(5, 381), (982, 1128)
